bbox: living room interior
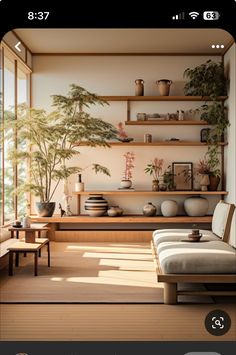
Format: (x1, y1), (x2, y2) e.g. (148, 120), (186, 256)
(0, 28), (236, 341)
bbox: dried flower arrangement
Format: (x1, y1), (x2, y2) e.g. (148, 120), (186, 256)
(144, 158), (164, 181)
(123, 152), (135, 180)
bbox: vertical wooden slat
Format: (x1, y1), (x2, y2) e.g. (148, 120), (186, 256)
(1, 46), (5, 225)
(14, 59), (18, 220)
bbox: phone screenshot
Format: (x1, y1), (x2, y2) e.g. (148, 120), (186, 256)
(0, 1), (235, 354)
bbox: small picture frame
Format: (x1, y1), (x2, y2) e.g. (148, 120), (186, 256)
(172, 162), (193, 191)
(200, 128), (211, 142)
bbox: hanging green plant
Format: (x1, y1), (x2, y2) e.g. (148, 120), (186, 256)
(183, 59), (227, 97)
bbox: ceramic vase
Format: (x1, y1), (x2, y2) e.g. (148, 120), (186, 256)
(161, 200), (178, 217)
(107, 206), (124, 217)
(143, 202), (157, 216)
(184, 196), (209, 216)
(135, 79), (144, 96)
(156, 79), (172, 96)
(75, 174), (84, 192)
(84, 194), (108, 217)
(200, 174), (210, 191)
(208, 175), (220, 191)
(152, 180), (159, 191)
(22, 215), (31, 228)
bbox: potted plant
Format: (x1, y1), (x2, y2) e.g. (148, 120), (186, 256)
(144, 158), (164, 191)
(162, 165), (176, 191)
(184, 59), (229, 190)
(120, 152), (135, 189)
(196, 157), (220, 191)
(6, 85), (117, 216)
(183, 60), (227, 97)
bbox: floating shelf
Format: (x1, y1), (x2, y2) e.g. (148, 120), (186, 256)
(78, 141), (227, 147)
(125, 120), (209, 125)
(73, 190), (228, 196)
(100, 96), (228, 102)
(31, 215), (213, 224)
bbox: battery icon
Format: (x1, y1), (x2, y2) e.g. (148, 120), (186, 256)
(203, 11), (220, 20)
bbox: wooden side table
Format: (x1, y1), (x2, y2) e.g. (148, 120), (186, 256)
(8, 226), (49, 257)
(8, 238), (50, 276)
(8, 226), (49, 240)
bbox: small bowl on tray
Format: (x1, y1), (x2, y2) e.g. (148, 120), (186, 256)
(187, 233), (202, 242)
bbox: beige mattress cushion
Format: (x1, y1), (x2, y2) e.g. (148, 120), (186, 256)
(157, 240), (236, 274)
(153, 229), (219, 247)
(0, 228), (11, 243)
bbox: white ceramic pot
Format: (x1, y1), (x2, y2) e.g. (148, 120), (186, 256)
(184, 196), (209, 216)
(75, 182), (84, 192)
(107, 206), (124, 217)
(161, 200), (178, 217)
(120, 180), (132, 188)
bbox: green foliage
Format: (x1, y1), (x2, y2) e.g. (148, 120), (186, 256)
(184, 60), (229, 178)
(163, 166), (176, 191)
(4, 85), (117, 202)
(184, 60), (227, 97)
(144, 158), (163, 181)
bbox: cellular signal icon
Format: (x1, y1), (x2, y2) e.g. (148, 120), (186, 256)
(189, 11), (200, 19)
(172, 12), (185, 20)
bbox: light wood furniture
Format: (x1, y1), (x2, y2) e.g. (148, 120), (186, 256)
(73, 190), (228, 215)
(8, 238), (50, 276)
(151, 202), (236, 304)
(8, 226), (49, 241)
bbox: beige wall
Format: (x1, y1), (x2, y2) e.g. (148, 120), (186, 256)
(32, 54), (222, 215)
(224, 44), (236, 246)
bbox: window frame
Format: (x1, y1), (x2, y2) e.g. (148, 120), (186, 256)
(0, 43), (32, 226)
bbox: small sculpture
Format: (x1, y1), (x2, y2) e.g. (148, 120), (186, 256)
(177, 110), (184, 120)
(59, 203), (66, 217)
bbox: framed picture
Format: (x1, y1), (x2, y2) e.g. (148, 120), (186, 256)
(200, 128), (211, 142)
(172, 162), (193, 191)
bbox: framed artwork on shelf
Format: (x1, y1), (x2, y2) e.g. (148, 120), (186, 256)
(172, 162), (193, 190)
(200, 128), (211, 142)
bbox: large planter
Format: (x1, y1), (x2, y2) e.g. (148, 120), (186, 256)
(184, 196), (209, 216)
(36, 202), (56, 217)
(208, 175), (220, 191)
(84, 194), (108, 217)
(161, 200), (178, 217)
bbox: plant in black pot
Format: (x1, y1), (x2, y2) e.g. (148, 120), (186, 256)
(5, 85), (117, 217)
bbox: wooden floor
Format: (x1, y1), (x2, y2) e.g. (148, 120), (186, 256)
(0, 303), (235, 340)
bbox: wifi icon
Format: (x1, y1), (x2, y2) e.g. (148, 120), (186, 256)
(189, 11), (200, 19)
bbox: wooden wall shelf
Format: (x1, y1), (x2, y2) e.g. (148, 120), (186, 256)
(100, 96), (227, 102)
(78, 141), (227, 147)
(31, 215), (213, 224)
(73, 190), (228, 196)
(125, 120), (209, 125)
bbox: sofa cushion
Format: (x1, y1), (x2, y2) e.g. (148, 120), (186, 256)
(157, 241), (236, 274)
(0, 228), (11, 243)
(153, 229), (219, 247)
(212, 201), (232, 239)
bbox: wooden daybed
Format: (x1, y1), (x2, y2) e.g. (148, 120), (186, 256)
(151, 201), (236, 304)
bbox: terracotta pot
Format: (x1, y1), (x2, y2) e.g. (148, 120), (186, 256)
(156, 79), (172, 96)
(135, 79), (144, 96)
(208, 175), (220, 191)
(152, 180), (159, 191)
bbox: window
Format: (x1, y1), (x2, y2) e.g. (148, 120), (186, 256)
(0, 45), (31, 225)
